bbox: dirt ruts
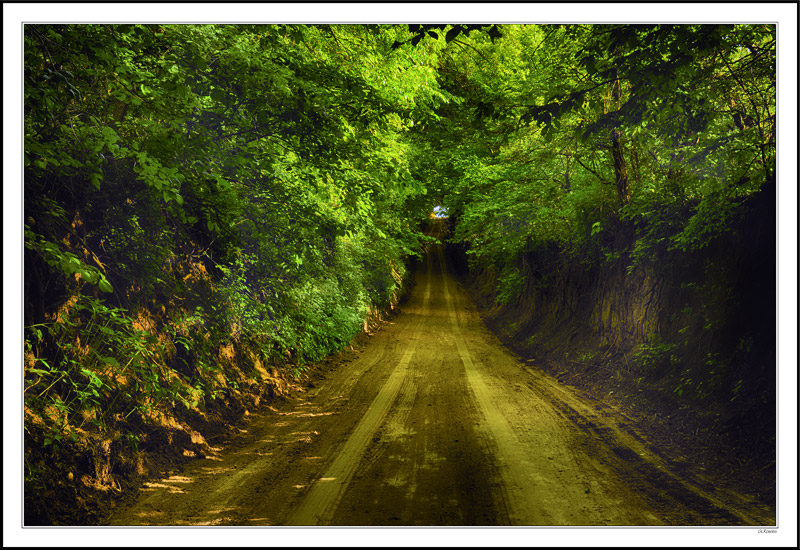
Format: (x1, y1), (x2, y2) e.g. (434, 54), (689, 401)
(107, 221), (775, 526)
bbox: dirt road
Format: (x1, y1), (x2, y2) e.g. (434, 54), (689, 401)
(108, 222), (775, 526)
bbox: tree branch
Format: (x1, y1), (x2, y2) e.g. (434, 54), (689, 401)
(572, 155), (608, 184)
(450, 39), (489, 63)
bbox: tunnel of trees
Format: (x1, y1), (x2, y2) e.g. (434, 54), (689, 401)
(22, 23), (777, 523)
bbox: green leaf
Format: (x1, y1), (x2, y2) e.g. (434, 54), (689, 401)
(79, 269), (99, 284)
(98, 276), (113, 293)
(210, 88), (226, 102)
(446, 27), (462, 43)
(27, 368), (50, 376)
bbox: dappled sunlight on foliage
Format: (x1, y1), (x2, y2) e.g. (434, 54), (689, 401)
(23, 22), (776, 524)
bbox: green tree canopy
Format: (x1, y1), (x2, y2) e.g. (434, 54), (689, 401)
(21, 23), (777, 500)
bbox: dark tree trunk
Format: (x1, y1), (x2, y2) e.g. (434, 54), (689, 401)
(610, 129), (629, 204)
(609, 69), (629, 205)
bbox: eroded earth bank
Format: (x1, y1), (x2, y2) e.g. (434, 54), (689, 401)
(106, 223), (775, 527)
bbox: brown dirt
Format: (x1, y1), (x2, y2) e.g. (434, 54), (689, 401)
(471, 289), (777, 516)
(105, 222), (776, 526)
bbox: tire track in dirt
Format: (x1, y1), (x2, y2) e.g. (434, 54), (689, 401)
(436, 239), (773, 526)
(437, 244), (542, 523)
(284, 239), (434, 526)
(437, 243), (660, 525)
(328, 238), (503, 525)
(524, 371), (775, 525)
(107, 265), (430, 525)
(107, 230), (444, 526)
(108, 220), (774, 527)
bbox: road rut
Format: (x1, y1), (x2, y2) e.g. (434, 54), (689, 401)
(108, 222), (775, 526)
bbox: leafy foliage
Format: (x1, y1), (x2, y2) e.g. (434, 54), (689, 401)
(24, 24), (447, 484)
(417, 24), (774, 416)
(23, 23), (776, 506)
(430, 24), (774, 293)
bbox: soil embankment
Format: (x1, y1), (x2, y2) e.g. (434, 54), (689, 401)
(447, 183), (777, 515)
(108, 221), (775, 526)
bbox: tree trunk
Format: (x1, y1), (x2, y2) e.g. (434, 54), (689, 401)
(609, 70), (629, 205)
(610, 129), (629, 205)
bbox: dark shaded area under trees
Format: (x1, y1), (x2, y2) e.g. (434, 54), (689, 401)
(23, 23), (776, 524)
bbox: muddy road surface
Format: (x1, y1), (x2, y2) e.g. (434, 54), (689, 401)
(108, 222), (774, 527)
